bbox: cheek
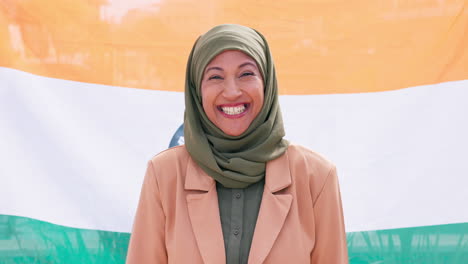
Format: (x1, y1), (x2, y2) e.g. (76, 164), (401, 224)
(201, 85), (216, 119)
(251, 82), (265, 113)
(201, 87), (209, 110)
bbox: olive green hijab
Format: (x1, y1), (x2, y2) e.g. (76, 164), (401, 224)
(184, 24), (288, 188)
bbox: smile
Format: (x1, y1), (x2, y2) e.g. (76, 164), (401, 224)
(217, 103), (249, 117)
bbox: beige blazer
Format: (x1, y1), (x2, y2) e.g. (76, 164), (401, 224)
(126, 144), (348, 264)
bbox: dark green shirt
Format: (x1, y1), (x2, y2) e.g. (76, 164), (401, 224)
(216, 180), (264, 264)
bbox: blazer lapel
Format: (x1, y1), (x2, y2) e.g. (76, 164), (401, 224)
(185, 158), (226, 264)
(248, 150), (293, 264)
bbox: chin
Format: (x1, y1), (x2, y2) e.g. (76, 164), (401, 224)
(223, 131), (243, 137)
(221, 127), (248, 137)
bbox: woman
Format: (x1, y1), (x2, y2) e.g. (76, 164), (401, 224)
(126, 24), (348, 264)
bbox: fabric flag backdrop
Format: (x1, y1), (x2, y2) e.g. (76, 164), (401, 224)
(1, 0), (468, 263)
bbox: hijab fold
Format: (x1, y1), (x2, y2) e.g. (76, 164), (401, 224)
(184, 24), (288, 188)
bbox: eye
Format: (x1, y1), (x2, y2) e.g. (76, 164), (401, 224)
(240, 71), (254, 77)
(208, 75), (223, 80)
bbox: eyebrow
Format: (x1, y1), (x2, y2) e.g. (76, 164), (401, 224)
(204, 61), (258, 75)
(239, 62), (257, 69)
(205, 66), (223, 74)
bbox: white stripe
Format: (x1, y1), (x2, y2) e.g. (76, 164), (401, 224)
(0, 67), (184, 232)
(1, 67), (467, 232)
(281, 81), (468, 232)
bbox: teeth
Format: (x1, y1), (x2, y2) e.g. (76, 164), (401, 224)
(221, 105), (246, 115)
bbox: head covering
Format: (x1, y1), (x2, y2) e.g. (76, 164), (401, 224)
(184, 24), (288, 188)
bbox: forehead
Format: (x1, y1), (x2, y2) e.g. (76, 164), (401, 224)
(206, 50), (257, 67)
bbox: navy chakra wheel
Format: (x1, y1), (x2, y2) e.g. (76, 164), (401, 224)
(169, 124), (184, 148)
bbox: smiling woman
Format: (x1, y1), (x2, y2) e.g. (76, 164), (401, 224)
(126, 24), (348, 264)
(201, 50), (264, 136)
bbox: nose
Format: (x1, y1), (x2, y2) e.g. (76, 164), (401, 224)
(222, 78), (242, 100)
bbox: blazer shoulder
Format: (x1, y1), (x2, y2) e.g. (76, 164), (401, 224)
(287, 144), (334, 169)
(148, 145), (190, 183)
(286, 144), (336, 203)
(150, 145), (190, 166)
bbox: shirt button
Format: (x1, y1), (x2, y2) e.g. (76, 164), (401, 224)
(233, 228), (240, 236)
(235, 193), (241, 199)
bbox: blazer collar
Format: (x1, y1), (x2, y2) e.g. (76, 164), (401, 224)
(184, 149), (293, 264)
(185, 157), (214, 191)
(264, 148), (292, 192)
(185, 157), (225, 263)
(248, 149), (293, 264)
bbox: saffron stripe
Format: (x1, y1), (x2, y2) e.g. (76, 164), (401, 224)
(1, 1), (467, 94)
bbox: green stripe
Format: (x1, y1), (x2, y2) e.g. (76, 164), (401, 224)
(1, 214), (467, 263)
(347, 223), (468, 263)
(0, 215), (129, 263)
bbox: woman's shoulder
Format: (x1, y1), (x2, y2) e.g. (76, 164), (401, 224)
(285, 144), (337, 200)
(286, 143), (335, 170)
(150, 145), (190, 164)
(145, 145), (191, 191)
(148, 145), (191, 175)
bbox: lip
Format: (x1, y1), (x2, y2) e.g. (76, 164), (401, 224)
(217, 103), (250, 118)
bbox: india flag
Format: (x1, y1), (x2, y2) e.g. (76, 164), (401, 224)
(1, 0), (468, 263)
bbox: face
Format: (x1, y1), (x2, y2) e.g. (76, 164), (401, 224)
(201, 50), (264, 136)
